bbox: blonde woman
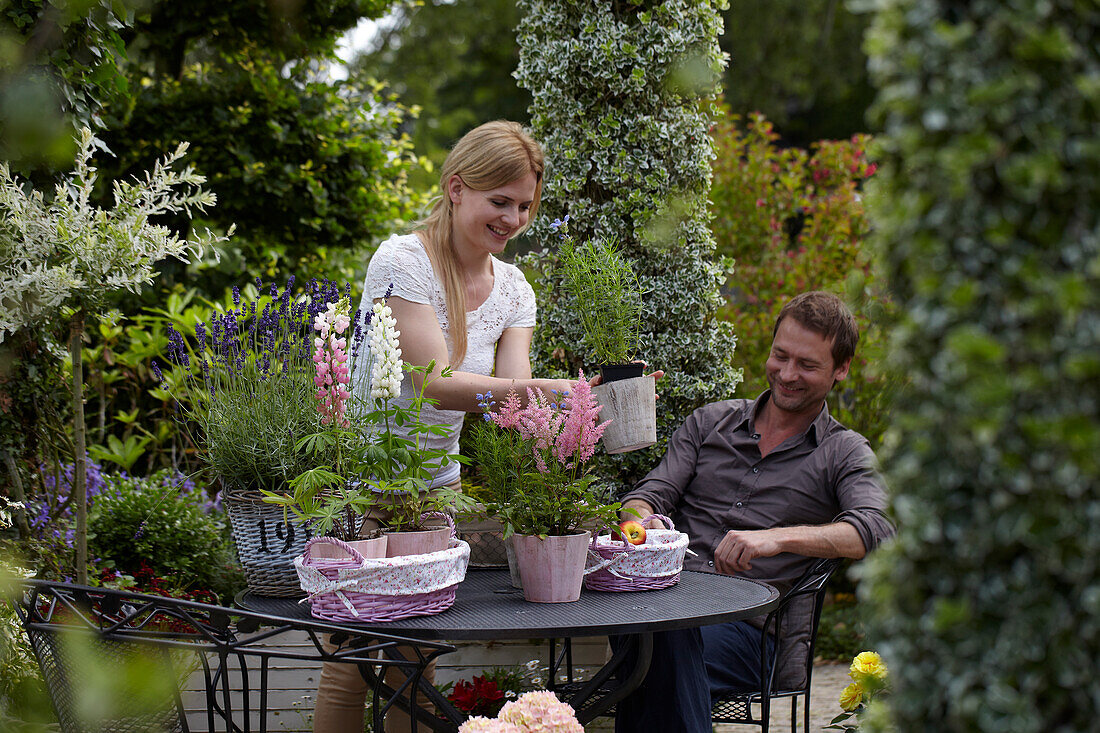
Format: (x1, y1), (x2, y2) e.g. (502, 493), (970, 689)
(315, 121), (580, 733)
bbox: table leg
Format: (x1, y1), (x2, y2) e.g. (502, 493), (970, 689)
(357, 642), (463, 733)
(563, 632), (654, 725)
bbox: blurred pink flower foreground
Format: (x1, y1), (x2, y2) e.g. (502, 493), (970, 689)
(457, 690), (583, 733)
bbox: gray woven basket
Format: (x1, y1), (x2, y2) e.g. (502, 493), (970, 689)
(224, 489), (314, 597)
(455, 515), (508, 569)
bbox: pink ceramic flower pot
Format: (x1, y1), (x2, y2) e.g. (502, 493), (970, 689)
(511, 531), (592, 603)
(308, 536), (388, 567)
(384, 526), (452, 557)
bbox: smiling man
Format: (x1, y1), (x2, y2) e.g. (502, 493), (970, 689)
(614, 291), (895, 733)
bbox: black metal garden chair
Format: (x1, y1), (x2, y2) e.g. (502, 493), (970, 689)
(11, 579), (454, 733)
(710, 558), (841, 733)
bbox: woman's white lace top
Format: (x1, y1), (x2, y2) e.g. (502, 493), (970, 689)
(351, 233), (536, 487)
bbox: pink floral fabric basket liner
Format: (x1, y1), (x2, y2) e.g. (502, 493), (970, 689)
(295, 526), (471, 622)
(584, 514), (689, 592)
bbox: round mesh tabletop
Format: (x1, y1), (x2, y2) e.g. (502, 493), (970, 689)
(238, 569), (778, 640)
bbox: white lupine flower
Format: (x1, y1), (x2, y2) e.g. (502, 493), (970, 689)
(369, 301), (403, 401)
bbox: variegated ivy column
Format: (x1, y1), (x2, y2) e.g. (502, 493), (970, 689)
(516, 0), (742, 490)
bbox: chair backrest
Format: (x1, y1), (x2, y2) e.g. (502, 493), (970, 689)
(761, 558), (840, 694)
(11, 579), (453, 733)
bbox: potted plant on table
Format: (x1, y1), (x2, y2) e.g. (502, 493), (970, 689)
(553, 217), (656, 454)
(262, 296), (473, 558)
(159, 278), (344, 596)
(470, 374), (622, 603)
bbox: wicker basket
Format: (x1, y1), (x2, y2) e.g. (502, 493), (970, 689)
(295, 536), (471, 622)
(584, 514), (688, 592)
(223, 488), (314, 597)
(456, 515), (508, 568)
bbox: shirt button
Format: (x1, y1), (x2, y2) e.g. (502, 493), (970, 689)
(708, 561), (714, 567)
(736, 501), (743, 508)
(752, 467), (759, 474)
(752, 433), (760, 440)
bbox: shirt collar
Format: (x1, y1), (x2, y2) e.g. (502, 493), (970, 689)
(744, 390), (832, 446)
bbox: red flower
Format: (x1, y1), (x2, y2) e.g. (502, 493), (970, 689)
(448, 675), (505, 717)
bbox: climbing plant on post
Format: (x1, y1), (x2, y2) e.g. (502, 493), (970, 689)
(860, 0), (1100, 730)
(516, 0), (741, 489)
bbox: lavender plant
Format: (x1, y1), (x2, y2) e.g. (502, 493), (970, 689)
(158, 278), (353, 495)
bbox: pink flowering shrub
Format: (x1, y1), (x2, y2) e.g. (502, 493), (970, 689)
(470, 373), (622, 538)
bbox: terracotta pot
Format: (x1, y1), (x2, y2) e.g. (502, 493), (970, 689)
(592, 375), (657, 454)
(384, 526), (452, 557)
(511, 531), (592, 603)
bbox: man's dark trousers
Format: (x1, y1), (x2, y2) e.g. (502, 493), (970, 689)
(612, 620), (773, 733)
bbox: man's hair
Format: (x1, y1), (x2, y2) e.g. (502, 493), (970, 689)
(773, 291), (859, 367)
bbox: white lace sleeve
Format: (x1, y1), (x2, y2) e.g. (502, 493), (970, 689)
(498, 261), (537, 329)
(364, 234), (436, 304)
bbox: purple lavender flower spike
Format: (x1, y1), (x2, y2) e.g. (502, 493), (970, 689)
(255, 276), (263, 290)
(195, 322), (207, 353)
(232, 285), (241, 306)
(151, 360), (164, 384)
(384, 282), (395, 300)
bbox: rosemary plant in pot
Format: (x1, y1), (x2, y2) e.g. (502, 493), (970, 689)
(472, 375), (622, 602)
(159, 278), (343, 596)
(555, 218), (656, 454)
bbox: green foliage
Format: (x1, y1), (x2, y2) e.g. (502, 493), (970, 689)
(815, 595), (865, 663)
(709, 109), (897, 445)
(516, 0), (743, 491)
(351, 0), (530, 181)
(556, 224), (645, 365)
(129, 0), (391, 67)
(0, 328), (69, 462)
(99, 53), (425, 293)
(858, 1), (1100, 731)
(718, 0), (876, 146)
(87, 469), (243, 600)
(464, 414), (536, 510)
(0, 0), (136, 169)
(0, 559), (52, 728)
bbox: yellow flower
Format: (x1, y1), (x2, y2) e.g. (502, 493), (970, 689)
(839, 682), (865, 712)
(849, 651), (888, 682)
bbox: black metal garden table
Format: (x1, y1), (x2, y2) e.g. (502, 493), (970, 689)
(238, 568), (779, 732)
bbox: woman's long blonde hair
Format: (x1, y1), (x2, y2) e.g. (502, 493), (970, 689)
(416, 120), (544, 368)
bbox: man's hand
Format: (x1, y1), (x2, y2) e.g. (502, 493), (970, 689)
(714, 529), (784, 575)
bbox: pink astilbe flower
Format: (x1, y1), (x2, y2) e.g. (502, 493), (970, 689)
(491, 389), (524, 429)
(554, 370), (609, 467)
(312, 300), (352, 427)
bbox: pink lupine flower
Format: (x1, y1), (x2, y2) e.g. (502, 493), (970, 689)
(312, 300), (352, 427)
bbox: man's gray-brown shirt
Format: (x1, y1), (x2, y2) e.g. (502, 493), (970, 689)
(621, 392), (894, 686)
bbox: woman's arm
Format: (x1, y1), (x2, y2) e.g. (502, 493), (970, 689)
(383, 296), (574, 412)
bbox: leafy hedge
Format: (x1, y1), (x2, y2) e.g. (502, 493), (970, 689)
(515, 0), (742, 490)
(709, 109), (897, 446)
(860, 1), (1100, 730)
